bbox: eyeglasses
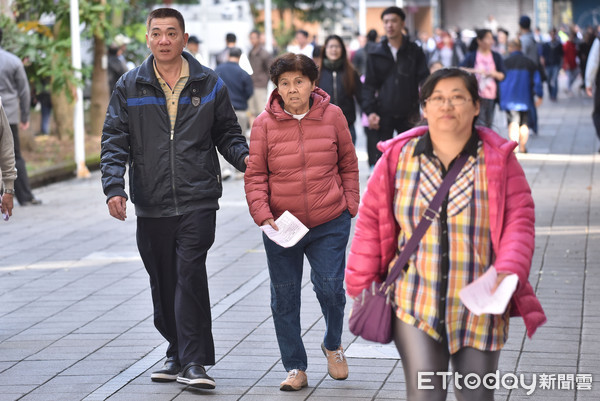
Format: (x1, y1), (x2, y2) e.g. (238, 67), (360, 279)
(425, 95), (471, 107)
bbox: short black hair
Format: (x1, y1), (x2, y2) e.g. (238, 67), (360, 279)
(226, 33), (236, 43)
(147, 8), (185, 33)
(296, 29), (309, 38)
(229, 47), (242, 58)
(381, 6), (405, 21)
(367, 29), (378, 42)
(188, 35), (200, 44)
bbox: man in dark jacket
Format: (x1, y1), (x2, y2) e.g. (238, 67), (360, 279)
(541, 28), (564, 101)
(100, 8), (249, 390)
(361, 6), (429, 169)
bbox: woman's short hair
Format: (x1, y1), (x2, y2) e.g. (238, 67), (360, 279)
(419, 67), (480, 108)
(269, 53), (319, 86)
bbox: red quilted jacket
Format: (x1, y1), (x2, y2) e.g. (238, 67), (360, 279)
(345, 126), (546, 338)
(244, 87), (359, 228)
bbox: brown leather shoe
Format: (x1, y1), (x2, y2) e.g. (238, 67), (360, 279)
(321, 343), (348, 380)
(279, 369), (308, 391)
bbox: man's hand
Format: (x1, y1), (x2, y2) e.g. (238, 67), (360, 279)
(244, 155), (249, 166)
(534, 97), (543, 108)
(1, 193), (14, 218)
(20, 121), (30, 130)
(367, 112), (380, 130)
(586, 87), (593, 97)
(107, 196), (127, 221)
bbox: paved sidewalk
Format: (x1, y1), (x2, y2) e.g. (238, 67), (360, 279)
(1, 92), (599, 401)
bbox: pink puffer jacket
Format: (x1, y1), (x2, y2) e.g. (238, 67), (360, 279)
(345, 126), (546, 338)
(244, 87), (359, 228)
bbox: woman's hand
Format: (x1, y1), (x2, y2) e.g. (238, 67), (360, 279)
(261, 218), (279, 231)
(491, 272), (511, 294)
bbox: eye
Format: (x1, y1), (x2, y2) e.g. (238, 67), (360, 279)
(168, 32), (176, 38)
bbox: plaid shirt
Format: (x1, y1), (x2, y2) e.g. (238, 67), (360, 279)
(391, 132), (509, 353)
(153, 56), (190, 130)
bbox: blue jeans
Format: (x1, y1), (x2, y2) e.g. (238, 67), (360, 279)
(263, 210), (351, 371)
(546, 64), (560, 100)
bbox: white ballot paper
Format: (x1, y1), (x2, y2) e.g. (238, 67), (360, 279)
(260, 210), (309, 248)
(459, 266), (519, 316)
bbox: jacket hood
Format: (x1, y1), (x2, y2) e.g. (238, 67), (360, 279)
(378, 125), (518, 157)
(266, 86), (331, 121)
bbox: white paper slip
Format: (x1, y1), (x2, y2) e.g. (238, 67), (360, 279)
(260, 210), (309, 248)
(459, 266), (519, 316)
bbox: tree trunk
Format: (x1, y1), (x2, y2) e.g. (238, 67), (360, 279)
(90, 34), (109, 138)
(50, 88), (74, 141)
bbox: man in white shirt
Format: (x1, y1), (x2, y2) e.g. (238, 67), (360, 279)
(286, 30), (314, 58)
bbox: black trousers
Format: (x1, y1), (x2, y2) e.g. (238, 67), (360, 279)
(366, 117), (414, 167)
(10, 124), (35, 204)
(136, 208), (216, 366)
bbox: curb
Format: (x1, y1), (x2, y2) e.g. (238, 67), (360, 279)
(29, 154), (101, 189)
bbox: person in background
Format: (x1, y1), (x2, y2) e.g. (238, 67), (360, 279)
(0, 28), (40, 206)
(362, 6), (429, 170)
(483, 14), (499, 35)
(286, 30), (314, 58)
(244, 53), (359, 392)
(585, 35), (600, 150)
(107, 41), (129, 93)
(562, 30), (579, 95)
(101, 8), (249, 389)
(460, 28), (505, 128)
(541, 28), (564, 101)
(346, 67), (546, 401)
(0, 100), (16, 219)
(500, 39), (543, 153)
(216, 33), (253, 74)
(318, 34), (363, 144)
(578, 26), (597, 93)
(352, 29), (378, 77)
(428, 30), (465, 68)
(518, 15), (544, 134)
(215, 47), (253, 138)
(493, 28), (510, 57)
(185, 35), (206, 65)
(247, 29), (272, 127)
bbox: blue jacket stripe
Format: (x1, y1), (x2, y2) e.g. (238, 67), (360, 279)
(201, 78), (224, 105)
(127, 97), (166, 107)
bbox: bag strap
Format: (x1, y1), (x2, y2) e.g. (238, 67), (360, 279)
(384, 153), (469, 287)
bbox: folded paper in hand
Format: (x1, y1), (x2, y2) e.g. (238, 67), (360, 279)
(260, 210), (309, 248)
(459, 266), (519, 316)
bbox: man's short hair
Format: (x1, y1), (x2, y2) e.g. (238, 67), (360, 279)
(228, 47), (242, 58)
(188, 35), (201, 44)
(508, 38), (522, 50)
(147, 8), (185, 33)
(381, 6), (406, 21)
(296, 30), (309, 38)
(519, 15), (531, 30)
(226, 33), (237, 43)
(367, 29), (378, 42)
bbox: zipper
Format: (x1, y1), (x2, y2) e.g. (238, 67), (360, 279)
(332, 71), (338, 105)
(297, 120), (311, 227)
(169, 128), (179, 214)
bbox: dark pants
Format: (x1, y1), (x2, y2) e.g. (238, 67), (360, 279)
(136, 208), (216, 366)
(10, 124), (35, 204)
(477, 98), (496, 128)
(366, 117), (414, 167)
(263, 210), (350, 371)
(393, 317), (501, 401)
(594, 87), (600, 144)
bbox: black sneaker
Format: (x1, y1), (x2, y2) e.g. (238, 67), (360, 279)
(151, 357), (181, 382)
(177, 363), (215, 389)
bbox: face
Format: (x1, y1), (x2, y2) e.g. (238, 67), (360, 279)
(296, 33), (308, 47)
(146, 17), (188, 64)
(478, 32), (494, 50)
(422, 77), (480, 137)
(187, 42), (199, 54)
(277, 71), (315, 114)
(382, 13), (404, 41)
(325, 39), (343, 61)
(249, 32), (260, 47)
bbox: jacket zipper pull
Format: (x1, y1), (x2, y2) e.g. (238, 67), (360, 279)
(170, 129), (174, 140)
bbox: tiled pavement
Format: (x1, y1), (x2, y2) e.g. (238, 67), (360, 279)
(1, 89), (599, 400)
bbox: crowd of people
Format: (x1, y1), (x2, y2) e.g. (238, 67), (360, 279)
(2, 5), (600, 401)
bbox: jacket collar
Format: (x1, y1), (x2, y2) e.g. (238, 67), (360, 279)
(136, 52), (207, 85)
(266, 86), (331, 121)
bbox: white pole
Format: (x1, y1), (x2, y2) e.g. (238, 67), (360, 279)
(264, 0), (273, 54)
(70, 0), (90, 178)
(359, 0), (366, 36)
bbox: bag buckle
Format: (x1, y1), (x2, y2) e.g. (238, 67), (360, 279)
(423, 207), (439, 221)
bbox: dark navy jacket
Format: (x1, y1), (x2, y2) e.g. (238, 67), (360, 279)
(215, 61), (254, 111)
(499, 51), (543, 112)
(318, 65), (362, 125)
(101, 52), (249, 217)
